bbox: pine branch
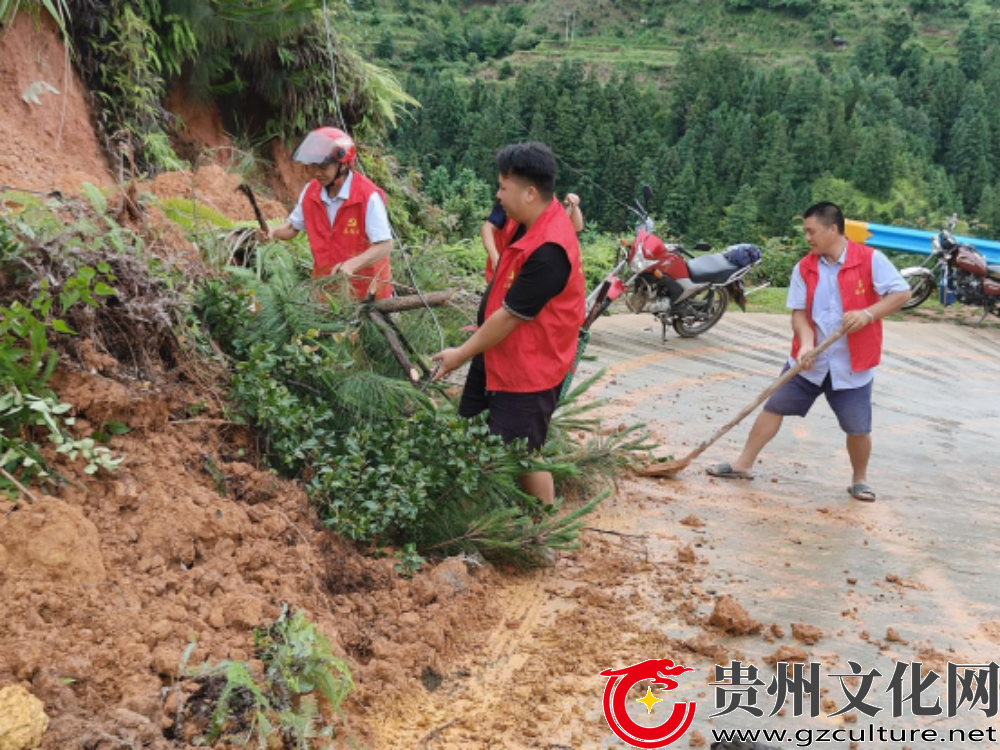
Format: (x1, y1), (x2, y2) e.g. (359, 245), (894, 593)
(418, 492), (609, 566)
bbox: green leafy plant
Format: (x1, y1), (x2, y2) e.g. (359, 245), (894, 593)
(310, 411), (534, 544)
(0, 245), (120, 499)
(0, 390), (121, 494)
(61, 0), (417, 173)
(756, 235), (808, 287)
(159, 198), (238, 232)
(545, 370), (657, 501)
(186, 607), (353, 748)
(195, 660), (275, 747)
(92, 420), (131, 444)
(196, 233), (647, 565)
(254, 607), (353, 718)
(0, 0), (72, 44)
(393, 543), (425, 578)
(197, 261), (613, 564)
(0, 241), (115, 389)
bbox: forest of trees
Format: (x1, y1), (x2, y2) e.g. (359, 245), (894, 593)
(384, 14), (1000, 245)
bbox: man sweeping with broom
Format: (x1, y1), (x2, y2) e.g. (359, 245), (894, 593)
(705, 202), (910, 502)
(432, 142), (585, 505)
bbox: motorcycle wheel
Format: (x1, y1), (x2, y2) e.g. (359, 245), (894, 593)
(672, 287), (729, 337)
(901, 270), (936, 310)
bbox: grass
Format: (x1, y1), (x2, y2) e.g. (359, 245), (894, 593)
(744, 286), (789, 315)
(890, 297), (1000, 328)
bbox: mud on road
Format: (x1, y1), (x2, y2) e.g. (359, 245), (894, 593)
(373, 313), (1000, 749)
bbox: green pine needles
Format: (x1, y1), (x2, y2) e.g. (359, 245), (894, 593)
(198, 247), (652, 565)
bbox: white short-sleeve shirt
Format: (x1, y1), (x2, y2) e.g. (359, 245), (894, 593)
(287, 172), (392, 244)
(786, 244), (909, 390)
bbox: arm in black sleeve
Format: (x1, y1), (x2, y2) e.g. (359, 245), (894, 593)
(502, 243), (572, 320)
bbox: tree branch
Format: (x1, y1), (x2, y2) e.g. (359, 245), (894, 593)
(365, 309), (420, 383)
(369, 290), (455, 313)
(1, 467), (41, 505)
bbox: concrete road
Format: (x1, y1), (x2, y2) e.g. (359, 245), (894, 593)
(578, 311), (1000, 748)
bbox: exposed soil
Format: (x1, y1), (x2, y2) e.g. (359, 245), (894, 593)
(165, 83), (232, 162)
(366, 513), (716, 748)
(0, 362), (738, 750)
(791, 622), (824, 646)
(0, 14), (298, 218)
(708, 595), (762, 636)
(766, 645), (810, 666)
(0, 369), (503, 748)
(0, 13), (112, 193)
(145, 165), (288, 225)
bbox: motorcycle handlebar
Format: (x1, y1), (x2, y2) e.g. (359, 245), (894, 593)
(939, 230), (956, 251)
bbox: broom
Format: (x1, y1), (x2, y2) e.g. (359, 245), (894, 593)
(642, 325), (848, 477)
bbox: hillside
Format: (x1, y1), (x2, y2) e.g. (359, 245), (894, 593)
(339, 0), (1000, 256)
(352, 0), (992, 79)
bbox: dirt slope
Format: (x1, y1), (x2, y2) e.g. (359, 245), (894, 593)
(0, 369), (504, 747)
(0, 13), (112, 193)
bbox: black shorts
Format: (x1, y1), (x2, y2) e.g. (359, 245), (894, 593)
(458, 355), (561, 452)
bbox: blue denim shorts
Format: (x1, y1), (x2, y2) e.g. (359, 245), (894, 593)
(763, 365), (873, 436)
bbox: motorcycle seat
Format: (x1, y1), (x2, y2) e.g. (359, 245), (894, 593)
(988, 264), (1000, 280)
(687, 253), (741, 284)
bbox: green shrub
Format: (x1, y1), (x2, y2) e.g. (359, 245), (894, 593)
(1, 221), (120, 498)
(185, 607), (353, 748)
(757, 236), (807, 287)
(579, 234), (622, 291)
(438, 239), (488, 290)
(310, 411), (532, 543)
(159, 198), (238, 231)
(197, 258), (629, 564)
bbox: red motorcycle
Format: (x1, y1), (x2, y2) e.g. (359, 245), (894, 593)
(584, 186), (763, 340)
(901, 215), (1000, 320)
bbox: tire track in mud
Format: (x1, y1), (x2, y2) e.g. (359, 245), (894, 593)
(954, 326), (1000, 359)
(370, 577), (560, 748)
(372, 542), (686, 748)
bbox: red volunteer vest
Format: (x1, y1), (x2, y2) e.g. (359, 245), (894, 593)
(791, 240), (883, 372)
(483, 200), (586, 393)
(302, 172), (392, 300)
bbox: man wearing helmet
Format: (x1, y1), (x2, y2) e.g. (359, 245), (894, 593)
(261, 127), (393, 300)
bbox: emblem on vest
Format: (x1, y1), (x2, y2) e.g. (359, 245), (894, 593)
(855, 279), (866, 296)
(344, 217), (361, 236)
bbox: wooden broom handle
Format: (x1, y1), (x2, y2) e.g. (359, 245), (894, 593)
(683, 326), (848, 462)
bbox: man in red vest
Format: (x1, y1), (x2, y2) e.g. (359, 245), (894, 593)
(707, 202), (911, 502)
(432, 142), (586, 504)
(260, 127), (392, 299)
(481, 193), (584, 283)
